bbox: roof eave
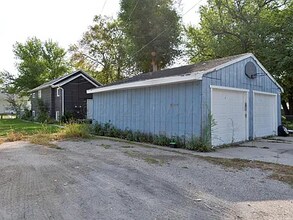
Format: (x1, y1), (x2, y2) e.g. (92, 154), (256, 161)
(29, 85), (51, 93)
(87, 72), (205, 94)
(29, 70), (102, 93)
(87, 53), (284, 94)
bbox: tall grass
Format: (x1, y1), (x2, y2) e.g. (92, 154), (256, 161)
(92, 122), (213, 152)
(5, 131), (24, 142)
(57, 123), (91, 139)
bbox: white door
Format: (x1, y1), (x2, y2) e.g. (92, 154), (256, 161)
(211, 87), (248, 146)
(253, 92), (277, 137)
(87, 99), (93, 119)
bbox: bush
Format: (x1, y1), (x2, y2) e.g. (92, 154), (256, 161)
(5, 131), (24, 142)
(91, 122), (212, 152)
(186, 136), (212, 152)
(21, 108), (32, 120)
(58, 123), (91, 139)
(60, 112), (76, 123)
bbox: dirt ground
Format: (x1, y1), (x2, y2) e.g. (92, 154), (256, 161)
(0, 139), (292, 220)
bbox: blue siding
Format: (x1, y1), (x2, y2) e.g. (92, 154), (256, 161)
(92, 81), (202, 138)
(202, 57), (282, 139)
(92, 56), (281, 142)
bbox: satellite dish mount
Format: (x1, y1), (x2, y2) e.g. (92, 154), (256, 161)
(245, 61), (257, 79)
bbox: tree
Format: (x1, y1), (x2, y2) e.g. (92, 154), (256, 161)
(185, 0), (293, 114)
(69, 16), (132, 84)
(13, 37), (71, 94)
(0, 70), (27, 116)
(119, 0), (182, 72)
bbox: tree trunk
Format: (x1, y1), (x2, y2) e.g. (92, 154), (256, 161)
(282, 100), (289, 115)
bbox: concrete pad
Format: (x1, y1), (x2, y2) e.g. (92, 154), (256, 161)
(199, 136), (293, 166)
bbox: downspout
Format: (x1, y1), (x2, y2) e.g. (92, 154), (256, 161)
(59, 87), (65, 116)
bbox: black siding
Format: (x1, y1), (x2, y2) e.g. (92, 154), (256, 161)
(63, 76), (93, 119)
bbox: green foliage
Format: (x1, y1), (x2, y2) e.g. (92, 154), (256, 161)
(282, 116), (293, 130)
(21, 108), (32, 121)
(119, 0), (182, 72)
(60, 111), (76, 123)
(185, 0), (293, 113)
(36, 99), (50, 123)
(13, 37), (71, 94)
(69, 16), (133, 84)
(59, 123), (91, 139)
(0, 70), (16, 94)
(0, 119), (59, 136)
(0, 71), (22, 117)
(91, 121), (211, 152)
(186, 136), (212, 152)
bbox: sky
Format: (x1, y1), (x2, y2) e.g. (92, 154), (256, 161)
(0, 0), (206, 75)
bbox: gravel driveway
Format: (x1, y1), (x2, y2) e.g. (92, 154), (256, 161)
(0, 139), (292, 220)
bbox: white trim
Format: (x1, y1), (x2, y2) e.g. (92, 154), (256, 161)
(32, 93), (35, 98)
(211, 86), (249, 146)
(56, 88), (61, 97)
(38, 90), (42, 98)
(55, 111), (60, 121)
(52, 74), (99, 88)
(253, 90), (277, 96)
(249, 54), (283, 93)
(210, 85), (249, 93)
(29, 70), (101, 92)
(87, 72), (204, 94)
(253, 90), (278, 137)
(61, 88), (64, 115)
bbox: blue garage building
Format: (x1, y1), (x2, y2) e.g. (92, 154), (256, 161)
(88, 53), (283, 146)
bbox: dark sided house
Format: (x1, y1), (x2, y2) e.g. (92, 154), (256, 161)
(30, 70), (101, 121)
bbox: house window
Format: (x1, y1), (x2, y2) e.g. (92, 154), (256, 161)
(32, 93), (35, 98)
(38, 90), (42, 98)
(55, 111), (60, 121)
(32, 110), (36, 117)
(57, 88), (61, 97)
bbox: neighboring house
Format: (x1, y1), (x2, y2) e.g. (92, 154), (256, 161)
(30, 70), (101, 121)
(88, 53), (283, 146)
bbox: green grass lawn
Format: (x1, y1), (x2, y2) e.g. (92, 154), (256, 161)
(0, 119), (60, 136)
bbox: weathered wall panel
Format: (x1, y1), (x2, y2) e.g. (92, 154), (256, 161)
(93, 81), (202, 138)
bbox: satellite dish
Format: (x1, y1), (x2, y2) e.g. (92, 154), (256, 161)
(245, 61), (257, 79)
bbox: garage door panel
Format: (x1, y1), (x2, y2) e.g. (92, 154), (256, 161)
(212, 88), (248, 146)
(253, 92), (277, 137)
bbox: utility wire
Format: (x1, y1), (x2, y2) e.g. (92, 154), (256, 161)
(128, 0), (140, 21)
(182, 0), (204, 16)
(131, 0), (204, 57)
(100, 0), (108, 15)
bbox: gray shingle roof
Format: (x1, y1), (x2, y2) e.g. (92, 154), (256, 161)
(29, 70), (102, 92)
(104, 53), (248, 88)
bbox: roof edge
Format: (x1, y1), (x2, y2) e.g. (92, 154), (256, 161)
(87, 53), (283, 94)
(87, 72), (205, 94)
(29, 70), (102, 93)
(249, 54), (283, 92)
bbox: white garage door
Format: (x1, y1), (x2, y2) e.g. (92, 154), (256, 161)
(253, 92), (277, 137)
(211, 87), (248, 146)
